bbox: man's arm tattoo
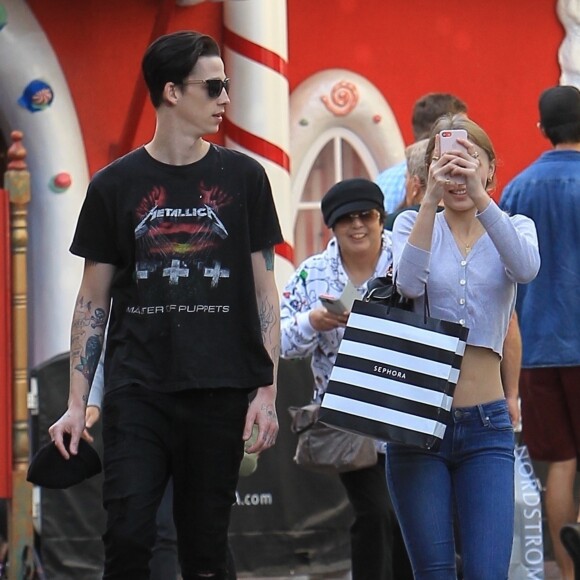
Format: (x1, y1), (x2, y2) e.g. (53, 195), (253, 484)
(71, 294), (105, 385)
(258, 295), (276, 344)
(258, 294), (280, 377)
(261, 247), (275, 271)
(74, 334), (103, 381)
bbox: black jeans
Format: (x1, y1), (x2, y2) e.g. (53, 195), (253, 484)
(101, 385), (248, 580)
(339, 453), (413, 580)
(150, 479), (237, 580)
(150, 480), (179, 580)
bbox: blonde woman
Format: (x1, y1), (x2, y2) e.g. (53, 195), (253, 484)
(388, 114), (540, 579)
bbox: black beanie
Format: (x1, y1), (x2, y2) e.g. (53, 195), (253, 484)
(27, 433), (102, 489)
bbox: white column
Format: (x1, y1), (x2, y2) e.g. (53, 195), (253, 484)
(223, 0), (294, 289)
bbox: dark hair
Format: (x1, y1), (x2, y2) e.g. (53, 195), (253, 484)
(377, 208), (386, 227)
(142, 31), (221, 108)
(426, 114), (498, 191)
(543, 123), (580, 146)
(538, 85), (580, 146)
(412, 93), (468, 140)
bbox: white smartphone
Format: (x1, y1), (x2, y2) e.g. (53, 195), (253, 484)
(439, 129), (467, 184)
(319, 280), (361, 315)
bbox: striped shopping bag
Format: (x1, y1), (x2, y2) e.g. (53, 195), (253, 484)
(319, 299), (469, 451)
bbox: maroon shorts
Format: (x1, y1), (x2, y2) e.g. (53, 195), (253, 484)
(520, 366), (580, 463)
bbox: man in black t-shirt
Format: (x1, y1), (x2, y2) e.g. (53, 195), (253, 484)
(49, 31), (283, 580)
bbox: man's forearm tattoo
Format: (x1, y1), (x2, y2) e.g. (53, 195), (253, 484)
(71, 295), (105, 384)
(262, 248), (275, 271)
(75, 334), (103, 381)
(258, 296), (276, 344)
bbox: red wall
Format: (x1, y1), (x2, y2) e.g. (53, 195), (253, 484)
(287, 0), (564, 197)
(27, 0), (225, 174)
(28, 0), (563, 196)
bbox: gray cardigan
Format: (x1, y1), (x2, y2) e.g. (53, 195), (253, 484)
(392, 202), (540, 357)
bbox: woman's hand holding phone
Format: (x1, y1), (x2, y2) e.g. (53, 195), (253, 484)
(424, 134), (447, 205)
(439, 129), (468, 185)
(309, 306), (348, 331)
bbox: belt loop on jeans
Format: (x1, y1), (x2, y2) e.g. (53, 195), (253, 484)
(477, 404), (490, 426)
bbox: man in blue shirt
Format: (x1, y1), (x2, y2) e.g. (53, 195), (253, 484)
(500, 85), (580, 580)
(375, 93), (467, 213)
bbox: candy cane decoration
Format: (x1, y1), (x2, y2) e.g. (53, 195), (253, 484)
(223, 0), (295, 288)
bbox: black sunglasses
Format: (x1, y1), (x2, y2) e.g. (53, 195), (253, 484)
(335, 209), (381, 226)
(181, 78), (230, 99)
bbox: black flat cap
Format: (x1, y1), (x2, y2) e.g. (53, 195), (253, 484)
(27, 433), (102, 489)
(321, 178), (384, 228)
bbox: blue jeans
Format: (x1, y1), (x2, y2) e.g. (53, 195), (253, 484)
(386, 399), (515, 580)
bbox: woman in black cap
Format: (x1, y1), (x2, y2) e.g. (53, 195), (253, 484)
(281, 177), (412, 580)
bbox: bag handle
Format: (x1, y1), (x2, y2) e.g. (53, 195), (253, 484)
(288, 403), (320, 434)
(423, 282), (431, 322)
(363, 269), (430, 323)
(389, 273), (430, 323)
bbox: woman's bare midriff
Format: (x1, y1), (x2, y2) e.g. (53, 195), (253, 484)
(451, 345), (504, 408)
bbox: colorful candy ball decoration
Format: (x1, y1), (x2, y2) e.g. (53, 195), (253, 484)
(49, 172), (72, 193)
(18, 79), (54, 112)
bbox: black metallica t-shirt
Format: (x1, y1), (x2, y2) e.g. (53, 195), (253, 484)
(70, 144), (283, 393)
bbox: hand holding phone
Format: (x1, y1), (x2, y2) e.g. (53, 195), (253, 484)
(439, 129), (467, 184)
(319, 294), (349, 315)
(319, 280), (361, 315)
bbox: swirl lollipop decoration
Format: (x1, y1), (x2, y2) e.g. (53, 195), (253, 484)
(18, 79), (54, 112)
(321, 80), (360, 117)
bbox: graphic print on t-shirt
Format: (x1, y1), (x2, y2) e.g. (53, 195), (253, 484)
(133, 182), (232, 302)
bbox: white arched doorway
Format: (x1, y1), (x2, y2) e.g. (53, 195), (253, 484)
(289, 69), (405, 264)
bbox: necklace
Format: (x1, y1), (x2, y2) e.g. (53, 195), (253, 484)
(454, 235), (477, 255)
(444, 214), (482, 256)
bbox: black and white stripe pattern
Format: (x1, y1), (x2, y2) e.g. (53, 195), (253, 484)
(320, 300), (469, 450)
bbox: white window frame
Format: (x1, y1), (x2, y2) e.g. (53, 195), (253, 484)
(289, 69), (405, 262)
(292, 127), (379, 210)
